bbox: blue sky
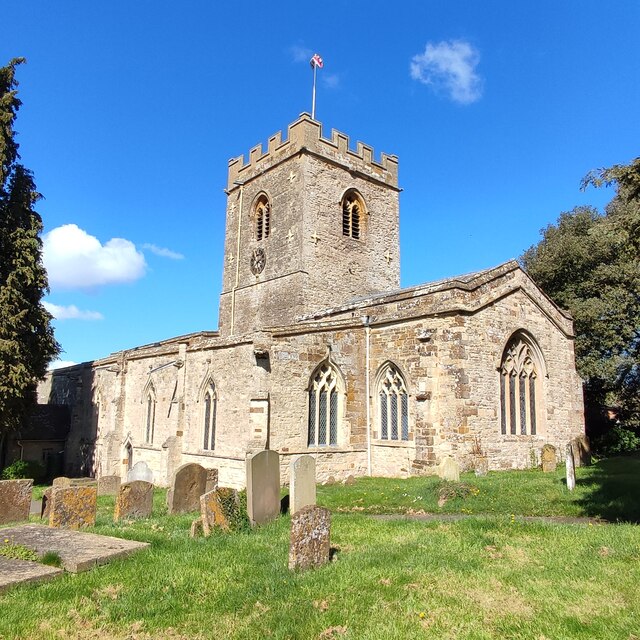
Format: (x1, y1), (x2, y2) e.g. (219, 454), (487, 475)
(2, 1), (638, 367)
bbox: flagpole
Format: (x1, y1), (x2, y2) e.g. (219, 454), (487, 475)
(311, 63), (317, 120)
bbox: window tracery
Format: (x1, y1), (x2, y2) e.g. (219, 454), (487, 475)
(342, 190), (365, 239)
(307, 363), (341, 447)
(254, 194), (270, 241)
(378, 364), (409, 441)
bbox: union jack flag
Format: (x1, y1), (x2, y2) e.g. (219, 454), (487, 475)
(310, 53), (324, 69)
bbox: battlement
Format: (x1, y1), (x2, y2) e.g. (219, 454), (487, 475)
(227, 113), (398, 190)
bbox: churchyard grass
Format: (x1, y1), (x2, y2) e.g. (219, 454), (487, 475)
(0, 456), (638, 639)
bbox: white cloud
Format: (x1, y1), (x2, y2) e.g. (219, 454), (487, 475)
(290, 44), (312, 63)
(43, 302), (103, 321)
(48, 359), (78, 370)
(142, 243), (185, 260)
(410, 40), (483, 105)
(43, 224), (146, 290)
(322, 73), (340, 90)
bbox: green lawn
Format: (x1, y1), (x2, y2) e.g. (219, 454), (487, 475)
(1, 456), (639, 640)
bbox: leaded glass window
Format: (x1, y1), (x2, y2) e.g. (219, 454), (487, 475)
(308, 364), (339, 447)
(145, 390), (156, 444)
(499, 337), (539, 436)
(203, 384), (217, 450)
(378, 365), (409, 441)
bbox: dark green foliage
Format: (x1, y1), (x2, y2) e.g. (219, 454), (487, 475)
(0, 458), (45, 481)
(0, 58), (59, 435)
(521, 158), (640, 437)
(592, 425), (640, 457)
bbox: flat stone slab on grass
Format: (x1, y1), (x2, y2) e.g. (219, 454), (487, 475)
(0, 524), (149, 573)
(0, 556), (63, 593)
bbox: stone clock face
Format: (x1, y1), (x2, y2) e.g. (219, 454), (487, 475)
(250, 247), (266, 275)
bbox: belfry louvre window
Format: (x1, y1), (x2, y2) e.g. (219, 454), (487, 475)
(342, 190), (365, 239)
(145, 390), (156, 444)
(499, 337), (539, 436)
(254, 195), (270, 241)
(202, 383), (217, 450)
(378, 365), (409, 441)
(308, 364), (339, 447)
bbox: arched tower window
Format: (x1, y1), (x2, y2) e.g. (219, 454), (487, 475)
(145, 387), (156, 444)
(341, 190), (365, 239)
(202, 382), (217, 450)
(378, 364), (409, 441)
(499, 334), (541, 436)
(254, 194), (271, 241)
(307, 362), (342, 447)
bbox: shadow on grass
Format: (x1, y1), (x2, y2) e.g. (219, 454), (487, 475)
(576, 452), (640, 523)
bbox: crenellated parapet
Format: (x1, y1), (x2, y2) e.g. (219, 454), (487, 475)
(227, 112), (398, 190)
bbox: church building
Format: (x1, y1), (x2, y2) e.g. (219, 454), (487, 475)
(38, 114), (585, 487)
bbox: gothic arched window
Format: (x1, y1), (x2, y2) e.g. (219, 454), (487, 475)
(307, 363), (341, 447)
(499, 335), (541, 436)
(378, 364), (409, 441)
(202, 382), (217, 450)
(254, 194), (271, 241)
(341, 190), (365, 239)
(145, 387), (156, 444)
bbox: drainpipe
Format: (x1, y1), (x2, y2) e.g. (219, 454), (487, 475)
(362, 316), (372, 476)
(230, 181), (245, 335)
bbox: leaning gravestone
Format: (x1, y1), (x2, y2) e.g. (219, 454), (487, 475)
(246, 450), (280, 526)
(167, 463), (208, 514)
(98, 475), (121, 496)
(114, 481), (153, 521)
(126, 461), (154, 484)
(49, 486), (97, 529)
(288, 505), (331, 571)
(0, 479), (33, 525)
(565, 444), (576, 492)
(541, 444), (557, 473)
(290, 455), (316, 515)
(200, 488), (240, 534)
(438, 456), (460, 482)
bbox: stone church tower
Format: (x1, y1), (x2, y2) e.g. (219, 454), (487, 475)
(218, 113), (401, 335)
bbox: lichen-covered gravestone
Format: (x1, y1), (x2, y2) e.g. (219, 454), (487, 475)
(167, 463), (208, 514)
(126, 461), (154, 484)
(200, 488), (240, 534)
(438, 456), (460, 482)
(49, 486), (97, 529)
(98, 475), (121, 496)
(565, 444), (576, 491)
(290, 455), (316, 515)
(0, 479), (33, 525)
(541, 444), (557, 472)
(288, 505), (331, 571)
(114, 481), (153, 521)
(52, 477), (71, 488)
(246, 450), (280, 526)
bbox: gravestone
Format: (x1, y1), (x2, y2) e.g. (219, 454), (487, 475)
(114, 481), (153, 521)
(41, 488), (52, 519)
(52, 477), (71, 488)
(126, 461), (154, 484)
(288, 505), (331, 571)
(541, 444), (557, 472)
(167, 463), (207, 514)
(200, 488), (240, 534)
(290, 455), (316, 515)
(0, 479), (33, 525)
(570, 435), (591, 468)
(565, 444), (576, 491)
(49, 486), (97, 529)
(98, 475), (121, 496)
(246, 450), (280, 526)
(438, 456), (460, 482)
(205, 468), (219, 493)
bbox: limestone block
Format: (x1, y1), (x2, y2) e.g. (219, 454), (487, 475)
(246, 450), (280, 526)
(114, 481), (153, 521)
(167, 463), (208, 514)
(290, 455), (316, 515)
(438, 456), (460, 482)
(541, 444), (557, 473)
(289, 505), (331, 571)
(0, 479), (33, 525)
(98, 475), (121, 496)
(49, 487), (97, 529)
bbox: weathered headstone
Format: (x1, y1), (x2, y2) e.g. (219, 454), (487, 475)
(126, 461), (154, 484)
(474, 456), (488, 477)
(114, 481), (153, 521)
(570, 435), (591, 468)
(205, 468), (219, 493)
(246, 450), (280, 526)
(49, 486), (97, 529)
(98, 475), (121, 496)
(288, 505), (331, 571)
(167, 463), (207, 514)
(290, 455), (316, 515)
(541, 444), (557, 472)
(52, 477), (71, 488)
(343, 474), (356, 485)
(565, 444), (576, 492)
(0, 479), (33, 525)
(438, 456), (460, 482)
(41, 488), (52, 519)
(200, 487), (240, 534)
